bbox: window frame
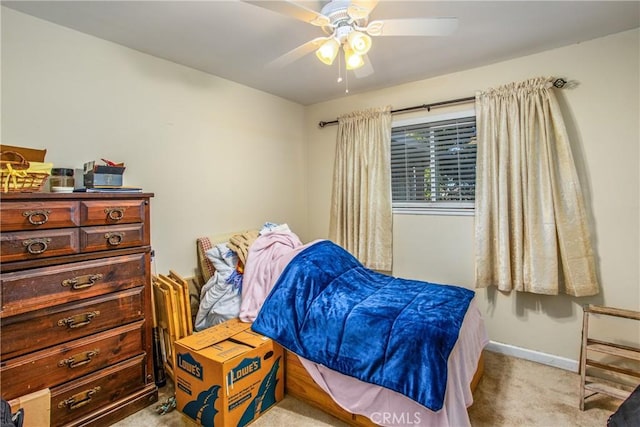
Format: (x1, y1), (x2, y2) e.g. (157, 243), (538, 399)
(391, 109), (477, 216)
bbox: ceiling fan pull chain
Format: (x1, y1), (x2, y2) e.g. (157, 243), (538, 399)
(337, 53), (343, 83)
(345, 68), (349, 94)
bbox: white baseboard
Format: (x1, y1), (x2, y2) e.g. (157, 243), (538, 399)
(486, 341), (579, 373)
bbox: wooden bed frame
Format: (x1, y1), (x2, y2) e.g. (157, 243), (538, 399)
(284, 349), (485, 427)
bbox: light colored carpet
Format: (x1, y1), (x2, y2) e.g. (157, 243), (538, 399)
(113, 350), (620, 426)
(467, 351), (618, 426)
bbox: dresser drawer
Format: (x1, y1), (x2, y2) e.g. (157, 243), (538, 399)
(1, 288), (144, 359)
(0, 201), (80, 231)
(80, 223), (147, 252)
(0, 321), (145, 401)
(80, 199), (146, 226)
(1, 253), (148, 317)
(0, 229), (80, 263)
(51, 354), (146, 427)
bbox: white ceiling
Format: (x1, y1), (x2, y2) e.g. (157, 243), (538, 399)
(3, 1), (639, 105)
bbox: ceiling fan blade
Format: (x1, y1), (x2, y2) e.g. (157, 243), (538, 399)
(347, 0), (379, 20)
(244, 1), (331, 27)
(353, 55), (374, 78)
(266, 37), (330, 68)
(366, 18), (459, 37)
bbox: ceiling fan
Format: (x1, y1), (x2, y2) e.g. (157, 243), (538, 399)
(244, 0), (458, 78)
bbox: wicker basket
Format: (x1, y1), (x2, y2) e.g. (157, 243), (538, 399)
(1, 151), (51, 193)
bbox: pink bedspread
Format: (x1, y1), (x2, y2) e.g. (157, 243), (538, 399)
(238, 231), (312, 322)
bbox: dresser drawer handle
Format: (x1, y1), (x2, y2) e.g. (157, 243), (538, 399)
(23, 209), (51, 225)
(104, 232), (124, 246)
(57, 311), (100, 329)
(58, 386), (101, 411)
(22, 238), (51, 254)
(104, 207), (125, 221)
(58, 349), (100, 369)
(62, 273), (104, 290)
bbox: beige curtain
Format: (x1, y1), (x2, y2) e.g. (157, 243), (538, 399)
(329, 106), (393, 271)
(475, 77), (599, 296)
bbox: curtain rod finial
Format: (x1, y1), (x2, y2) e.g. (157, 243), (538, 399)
(318, 121), (327, 128)
(553, 78), (567, 88)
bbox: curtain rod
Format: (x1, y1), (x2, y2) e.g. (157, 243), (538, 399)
(317, 78), (568, 128)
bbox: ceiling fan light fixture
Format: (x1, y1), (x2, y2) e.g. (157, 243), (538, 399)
(344, 47), (365, 70)
(316, 38), (340, 65)
(347, 30), (372, 55)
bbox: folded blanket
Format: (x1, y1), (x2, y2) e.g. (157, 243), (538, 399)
(228, 230), (259, 265)
(251, 240), (475, 411)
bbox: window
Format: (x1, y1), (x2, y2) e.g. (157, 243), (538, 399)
(391, 111), (477, 214)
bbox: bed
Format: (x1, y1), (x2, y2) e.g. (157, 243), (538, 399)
(194, 227), (488, 427)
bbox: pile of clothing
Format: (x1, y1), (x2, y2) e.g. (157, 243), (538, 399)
(194, 223), (301, 330)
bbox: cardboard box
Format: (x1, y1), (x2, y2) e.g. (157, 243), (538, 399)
(174, 319), (284, 427)
(83, 161), (125, 187)
(8, 388), (51, 427)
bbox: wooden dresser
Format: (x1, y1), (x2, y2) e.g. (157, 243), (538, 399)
(0, 192), (158, 426)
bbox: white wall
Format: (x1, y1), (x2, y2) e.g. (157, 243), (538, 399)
(2, 7), (309, 276)
(304, 29), (640, 361)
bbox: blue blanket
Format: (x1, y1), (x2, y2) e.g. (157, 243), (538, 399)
(251, 240), (474, 411)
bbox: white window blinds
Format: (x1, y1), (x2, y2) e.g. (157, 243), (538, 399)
(391, 114), (477, 211)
